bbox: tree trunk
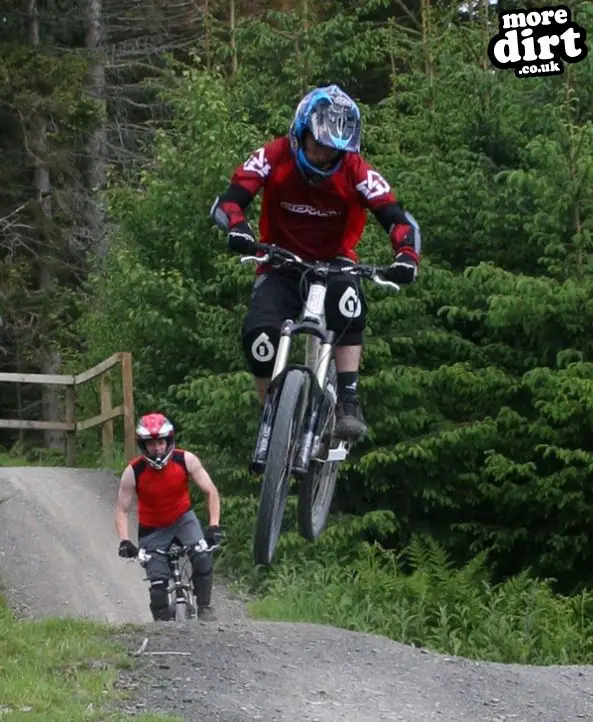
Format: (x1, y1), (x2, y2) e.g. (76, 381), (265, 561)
(229, 0), (238, 74)
(86, 0), (108, 257)
(301, 0), (309, 93)
(29, 0), (63, 450)
(420, 0), (434, 108)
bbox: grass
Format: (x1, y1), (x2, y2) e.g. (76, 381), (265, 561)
(211, 496), (593, 666)
(246, 541), (593, 664)
(0, 448), (177, 720)
(0, 438), (128, 471)
(0, 597), (180, 721)
(0, 451), (37, 468)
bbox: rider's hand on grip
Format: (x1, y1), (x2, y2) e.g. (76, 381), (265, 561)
(118, 539), (138, 558)
(385, 251), (418, 285)
(204, 525), (223, 547)
(228, 221), (257, 255)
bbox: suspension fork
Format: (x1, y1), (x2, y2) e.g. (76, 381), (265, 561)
(170, 560), (184, 599)
(251, 276), (335, 475)
(250, 310), (304, 473)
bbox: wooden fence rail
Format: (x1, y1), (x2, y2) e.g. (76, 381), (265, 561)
(0, 352), (135, 465)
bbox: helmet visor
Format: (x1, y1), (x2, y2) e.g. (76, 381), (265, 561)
(309, 101), (361, 153)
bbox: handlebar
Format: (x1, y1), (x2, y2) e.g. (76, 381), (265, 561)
(238, 242), (400, 292)
(133, 540), (221, 564)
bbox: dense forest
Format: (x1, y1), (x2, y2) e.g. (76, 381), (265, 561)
(2, 0), (593, 609)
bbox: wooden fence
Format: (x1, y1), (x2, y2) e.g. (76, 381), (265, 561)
(0, 352), (135, 465)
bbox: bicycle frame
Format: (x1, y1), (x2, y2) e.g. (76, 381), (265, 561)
(137, 539), (220, 620)
(238, 243), (402, 564)
(243, 243), (400, 478)
(250, 267), (347, 478)
(168, 548), (193, 614)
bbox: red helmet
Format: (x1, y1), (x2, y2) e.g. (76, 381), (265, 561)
(135, 412), (175, 470)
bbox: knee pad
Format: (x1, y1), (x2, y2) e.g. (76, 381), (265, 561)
(149, 579), (169, 610)
(241, 325), (280, 378)
(325, 279), (367, 341)
(189, 550), (213, 607)
(189, 549), (213, 577)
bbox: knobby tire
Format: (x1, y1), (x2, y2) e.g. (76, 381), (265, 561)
(253, 368), (308, 566)
(173, 559), (195, 621)
(297, 360), (340, 541)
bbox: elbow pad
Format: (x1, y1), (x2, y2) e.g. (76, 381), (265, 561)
(210, 184), (253, 232)
(375, 203), (422, 259)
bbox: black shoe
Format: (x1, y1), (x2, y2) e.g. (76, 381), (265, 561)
(197, 605), (217, 621)
(334, 396), (368, 440)
(151, 605), (172, 622)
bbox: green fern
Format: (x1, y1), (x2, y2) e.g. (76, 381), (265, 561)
(404, 534), (455, 579)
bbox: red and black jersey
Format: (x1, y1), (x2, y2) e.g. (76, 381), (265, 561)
(131, 448), (191, 532)
(217, 136), (420, 270)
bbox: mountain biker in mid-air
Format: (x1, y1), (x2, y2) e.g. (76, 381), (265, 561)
(210, 83), (422, 441)
(114, 412), (223, 621)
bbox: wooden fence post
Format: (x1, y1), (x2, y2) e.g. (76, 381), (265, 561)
(0, 352), (135, 463)
(65, 386), (76, 466)
(100, 370), (114, 458)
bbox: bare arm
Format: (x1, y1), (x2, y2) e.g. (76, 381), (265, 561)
(114, 464), (136, 541)
(184, 451), (221, 527)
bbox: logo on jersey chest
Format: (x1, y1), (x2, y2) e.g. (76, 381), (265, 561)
(280, 201), (342, 217)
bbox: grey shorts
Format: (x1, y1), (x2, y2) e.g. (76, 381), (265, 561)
(138, 509), (205, 582)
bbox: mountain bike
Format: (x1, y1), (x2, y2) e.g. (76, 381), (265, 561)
(137, 538), (220, 622)
(237, 242), (400, 566)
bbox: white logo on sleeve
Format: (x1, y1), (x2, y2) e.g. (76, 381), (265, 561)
(243, 147), (271, 179)
(251, 332), (275, 362)
(338, 287), (362, 319)
(356, 170), (391, 200)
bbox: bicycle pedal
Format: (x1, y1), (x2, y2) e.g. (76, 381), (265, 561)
(324, 441), (350, 462)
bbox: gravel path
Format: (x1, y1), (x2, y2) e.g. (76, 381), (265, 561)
(114, 621), (593, 722)
(2, 466), (593, 722)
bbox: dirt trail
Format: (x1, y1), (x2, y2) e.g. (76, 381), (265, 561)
(0, 466), (152, 623)
(1, 466), (593, 722)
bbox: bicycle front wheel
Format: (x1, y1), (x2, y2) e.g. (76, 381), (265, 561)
(172, 559), (196, 621)
(174, 593), (193, 622)
(253, 368), (309, 566)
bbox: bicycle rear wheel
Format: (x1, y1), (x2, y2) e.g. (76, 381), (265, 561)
(253, 368), (309, 566)
(297, 361), (340, 541)
(298, 456), (340, 541)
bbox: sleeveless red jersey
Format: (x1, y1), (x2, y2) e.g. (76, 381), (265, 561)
(131, 449), (191, 529)
(229, 135), (402, 272)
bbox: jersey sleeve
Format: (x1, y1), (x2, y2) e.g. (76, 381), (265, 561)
(211, 138), (283, 231)
(231, 140), (280, 194)
(351, 155), (397, 211)
(351, 155), (420, 262)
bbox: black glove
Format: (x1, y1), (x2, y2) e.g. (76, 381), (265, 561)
(118, 539), (138, 558)
(228, 221), (256, 255)
(204, 525), (223, 547)
(385, 251), (418, 285)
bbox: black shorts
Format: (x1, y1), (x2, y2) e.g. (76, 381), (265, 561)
(241, 263), (367, 377)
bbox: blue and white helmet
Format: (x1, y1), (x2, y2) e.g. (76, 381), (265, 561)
(289, 84), (362, 180)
